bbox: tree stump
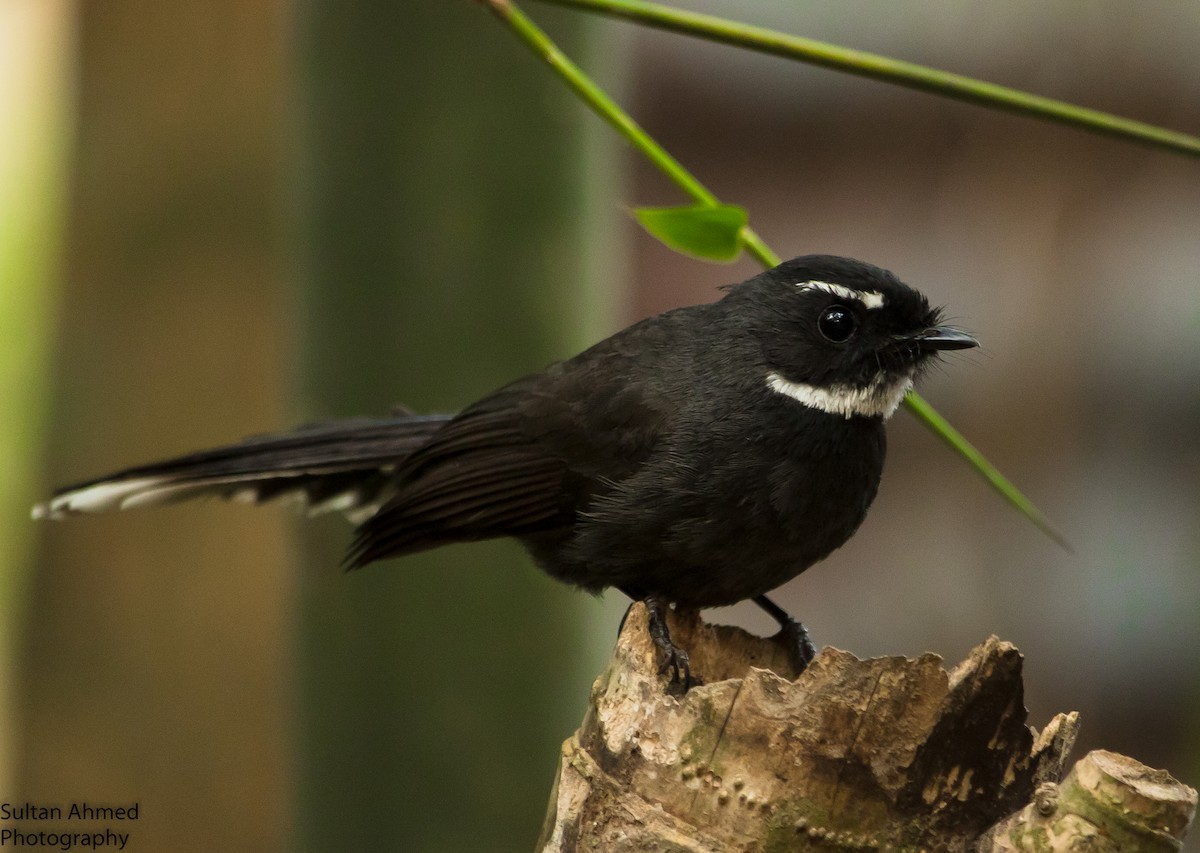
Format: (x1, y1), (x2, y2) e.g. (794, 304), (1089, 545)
(538, 605), (1196, 852)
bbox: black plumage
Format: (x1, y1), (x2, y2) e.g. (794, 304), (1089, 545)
(35, 255), (976, 685)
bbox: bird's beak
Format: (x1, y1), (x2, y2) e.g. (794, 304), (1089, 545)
(908, 325), (978, 352)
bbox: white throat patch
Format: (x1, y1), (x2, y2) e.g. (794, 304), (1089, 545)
(766, 371), (913, 420)
(797, 280), (885, 310)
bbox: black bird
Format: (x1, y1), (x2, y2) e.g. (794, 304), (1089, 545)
(34, 255), (976, 686)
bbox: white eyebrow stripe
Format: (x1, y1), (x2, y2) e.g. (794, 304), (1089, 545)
(766, 371), (912, 420)
(796, 280), (885, 309)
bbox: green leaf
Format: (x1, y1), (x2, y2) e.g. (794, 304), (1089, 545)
(634, 204), (747, 262)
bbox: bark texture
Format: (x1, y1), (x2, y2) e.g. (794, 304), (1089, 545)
(979, 750), (1196, 852)
(539, 605), (1195, 852)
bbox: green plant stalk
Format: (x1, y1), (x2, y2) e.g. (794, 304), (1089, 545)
(903, 393), (1071, 551)
(479, 0), (776, 267)
(533, 0), (1200, 160)
(481, 0), (1067, 546)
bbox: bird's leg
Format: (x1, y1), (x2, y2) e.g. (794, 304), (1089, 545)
(642, 595), (695, 690)
(753, 594), (816, 675)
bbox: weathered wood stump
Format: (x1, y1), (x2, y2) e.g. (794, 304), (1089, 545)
(539, 605), (1195, 852)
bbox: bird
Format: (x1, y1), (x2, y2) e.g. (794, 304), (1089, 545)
(33, 254), (977, 687)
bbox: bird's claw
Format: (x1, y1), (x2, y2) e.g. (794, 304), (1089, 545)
(643, 596), (701, 691)
(774, 618), (816, 676)
(656, 642), (700, 691)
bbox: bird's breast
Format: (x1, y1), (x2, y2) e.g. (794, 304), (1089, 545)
(676, 408), (887, 602)
(526, 386), (889, 609)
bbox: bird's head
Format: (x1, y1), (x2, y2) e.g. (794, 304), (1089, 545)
(733, 255), (977, 420)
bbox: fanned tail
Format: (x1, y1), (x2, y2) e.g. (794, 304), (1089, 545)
(32, 413), (453, 523)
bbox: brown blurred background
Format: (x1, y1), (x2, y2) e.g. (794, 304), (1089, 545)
(3, 1), (1198, 850)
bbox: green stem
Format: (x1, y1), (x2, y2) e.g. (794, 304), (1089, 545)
(480, 0), (771, 259)
(482, 0), (1068, 548)
(902, 393), (1070, 550)
(534, 0), (1200, 160)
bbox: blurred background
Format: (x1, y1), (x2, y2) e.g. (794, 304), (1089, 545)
(3, 0), (1198, 850)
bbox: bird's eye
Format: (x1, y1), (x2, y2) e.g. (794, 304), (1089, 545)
(818, 304), (856, 343)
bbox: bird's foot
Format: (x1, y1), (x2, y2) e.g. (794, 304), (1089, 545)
(644, 596), (700, 692)
(773, 618), (816, 676)
(754, 594), (816, 677)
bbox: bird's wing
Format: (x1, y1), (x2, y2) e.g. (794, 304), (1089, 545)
(33, 414), (452, 523)
(345, 387), (576, 566)
(346, 343), (676, 568)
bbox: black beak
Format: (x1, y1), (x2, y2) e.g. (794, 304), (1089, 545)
(909, 325), (978, 352)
